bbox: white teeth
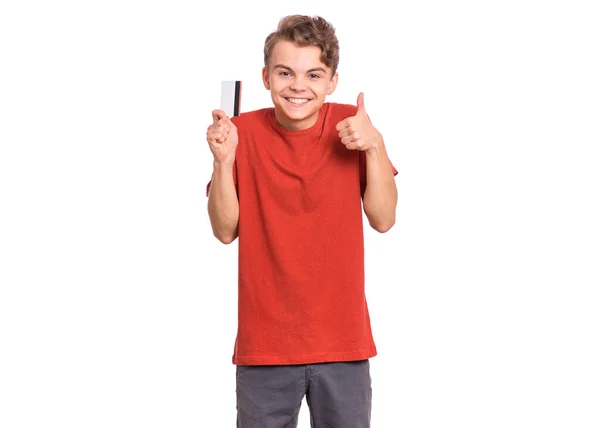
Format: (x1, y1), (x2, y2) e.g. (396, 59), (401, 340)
(287, 98), (309, 104)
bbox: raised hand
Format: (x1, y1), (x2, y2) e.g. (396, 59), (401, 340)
(335, 92), (382, 152)
(206, 109), (239, 165)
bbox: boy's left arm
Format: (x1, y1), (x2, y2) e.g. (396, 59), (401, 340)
(336, 92), (398, 233)
(362, 141), (398, 232)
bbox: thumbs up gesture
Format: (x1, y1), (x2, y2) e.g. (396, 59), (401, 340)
(206, 109), (239, 165)
(335, 92), (382, 152)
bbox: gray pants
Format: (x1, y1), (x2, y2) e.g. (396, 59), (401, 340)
(236, 359), (372, 428)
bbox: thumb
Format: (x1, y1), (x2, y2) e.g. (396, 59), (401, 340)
(356, 92), (366, 115)
(212, 109), (228, 124)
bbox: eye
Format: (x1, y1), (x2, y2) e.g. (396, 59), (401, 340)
(309, 73), (320, 79)
(279, 71), (291, 77)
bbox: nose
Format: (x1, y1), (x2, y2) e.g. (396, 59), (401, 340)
(289, 76), (307, 91)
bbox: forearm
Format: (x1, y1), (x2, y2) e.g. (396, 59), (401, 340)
(207, 162), (239, 244)
(363, 142), (398, 233)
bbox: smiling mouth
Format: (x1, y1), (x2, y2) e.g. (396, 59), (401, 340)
(285, 97), (311, 105)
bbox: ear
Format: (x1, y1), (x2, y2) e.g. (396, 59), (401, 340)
(327, 71), (338, 95)
(262, 67), (270, 90)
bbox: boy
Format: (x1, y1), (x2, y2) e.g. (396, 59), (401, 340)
(205, 14), (398, 428)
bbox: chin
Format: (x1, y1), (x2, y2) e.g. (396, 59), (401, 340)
(285, 109), (316, 123)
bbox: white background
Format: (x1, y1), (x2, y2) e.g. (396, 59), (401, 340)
(1, 0), (599, 427)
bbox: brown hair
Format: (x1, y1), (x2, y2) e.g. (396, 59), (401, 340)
(264, 15), (340, 75)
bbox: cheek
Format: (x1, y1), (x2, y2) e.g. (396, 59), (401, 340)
(270, 78), (286, 92)
(312, 81), (330, 95)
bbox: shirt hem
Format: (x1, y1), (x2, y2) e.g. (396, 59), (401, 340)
(232, 348), (377, 366)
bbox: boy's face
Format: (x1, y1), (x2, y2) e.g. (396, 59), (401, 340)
(262, 40), (338, 131)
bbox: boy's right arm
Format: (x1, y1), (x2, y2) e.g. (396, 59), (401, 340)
(207, 162), (239, 244)
(206, 110), (240, 244)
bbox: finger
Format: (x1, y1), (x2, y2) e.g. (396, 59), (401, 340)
(346, 140), (366, 150)
(208, 131), (226, 144)
(339, 128), (359, 140)
(341, 135), (355, 146)
(338, 128), (352, 139)
(338, 130), (350, 140)
(335, 119), (350, 131)
(207, 128), (227, 144)
(214, 123), (230, 135)
(356, 92), (366, 115)
(212, 109), (228, 124)
(215, 132), (227, 143)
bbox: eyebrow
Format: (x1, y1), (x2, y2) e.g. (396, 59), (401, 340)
(273, 64), (327, 74)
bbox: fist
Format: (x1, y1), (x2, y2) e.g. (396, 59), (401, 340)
(336, 92), (381, 152)
(206, 109), (239, 165)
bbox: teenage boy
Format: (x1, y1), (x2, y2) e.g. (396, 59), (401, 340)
(206, 14), (398, 428)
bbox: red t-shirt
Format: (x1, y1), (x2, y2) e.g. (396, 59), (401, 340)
(207, 102), (398, 365)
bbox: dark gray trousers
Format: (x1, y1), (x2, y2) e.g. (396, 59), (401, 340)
(236, 359), (372, 428)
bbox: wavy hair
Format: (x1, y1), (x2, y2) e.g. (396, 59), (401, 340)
(264, 15), (340, 75)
